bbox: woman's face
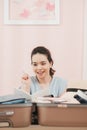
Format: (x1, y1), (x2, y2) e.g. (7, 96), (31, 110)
(31, 53), (52, 80)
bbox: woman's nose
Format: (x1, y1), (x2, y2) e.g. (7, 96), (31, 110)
(37, 64), (42, 69)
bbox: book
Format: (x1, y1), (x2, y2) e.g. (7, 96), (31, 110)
(0, 98), (26, 104)
(76, 90), (87, 100)
(74, 90), (87, 104)
(0, 87), (50, 104)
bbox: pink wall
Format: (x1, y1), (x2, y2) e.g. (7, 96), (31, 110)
(0, 0), (84, 94)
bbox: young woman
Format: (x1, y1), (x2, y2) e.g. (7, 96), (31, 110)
(21, 46), (67, 97)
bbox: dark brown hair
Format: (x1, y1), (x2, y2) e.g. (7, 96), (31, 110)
(31, 46), (55, 77)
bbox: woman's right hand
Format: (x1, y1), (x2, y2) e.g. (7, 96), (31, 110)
(21, 73), (31, 92)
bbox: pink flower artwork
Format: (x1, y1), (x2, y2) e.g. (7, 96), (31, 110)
(46, 2), (55, 11)
(20, 9), (30, 19)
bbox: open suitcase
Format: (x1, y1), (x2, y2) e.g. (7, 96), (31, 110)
(0, 102), (32, 127)
(37, 103), (87, 127)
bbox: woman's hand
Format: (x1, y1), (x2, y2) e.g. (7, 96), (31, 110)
(21, 73), (31, 92)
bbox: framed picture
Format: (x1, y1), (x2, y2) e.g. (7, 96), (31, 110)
(4, 0), (60, 25)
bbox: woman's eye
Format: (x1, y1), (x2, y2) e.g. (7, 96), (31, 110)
(41, 62), (46, 65)
(33, 64), (37, 66)
(32, 62), (46, 66)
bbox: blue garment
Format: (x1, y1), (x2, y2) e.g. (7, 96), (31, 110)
(30, 76), (67, 97)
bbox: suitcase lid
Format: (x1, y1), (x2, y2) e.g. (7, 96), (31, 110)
(37, 102), (87, 108)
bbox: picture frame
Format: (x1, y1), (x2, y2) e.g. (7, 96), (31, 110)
(4, 0), (60, 25)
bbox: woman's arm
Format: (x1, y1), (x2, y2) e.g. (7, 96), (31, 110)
(21, 73), (31, 93)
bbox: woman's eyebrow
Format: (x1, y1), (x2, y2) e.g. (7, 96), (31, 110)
(41, 61), (46, 63)
(31, 62), (37, 64)
(32, 61), (46, 64)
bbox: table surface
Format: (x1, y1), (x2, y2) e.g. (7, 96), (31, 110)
(0, 125), (87, 130)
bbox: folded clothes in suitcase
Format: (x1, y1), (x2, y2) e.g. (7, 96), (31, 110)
(37, 103), (87, 127)
(0, 101), (32, 127)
